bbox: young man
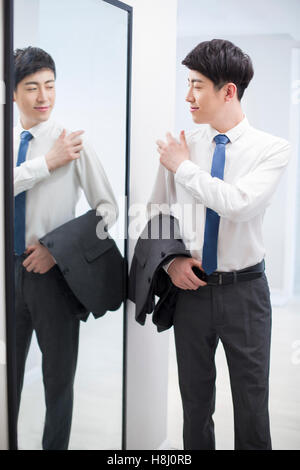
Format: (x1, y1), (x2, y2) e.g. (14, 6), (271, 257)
(151, 39), (291, 450)
(13, 47), (118, 450)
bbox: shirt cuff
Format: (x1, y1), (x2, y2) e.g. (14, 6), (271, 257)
(175, 159), (200, 185)
(162, 257), (176, 274)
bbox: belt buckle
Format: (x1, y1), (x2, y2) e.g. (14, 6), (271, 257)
(218, 273), (223, 285)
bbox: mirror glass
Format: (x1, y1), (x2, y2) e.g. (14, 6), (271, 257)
(13, 0), (128, 450)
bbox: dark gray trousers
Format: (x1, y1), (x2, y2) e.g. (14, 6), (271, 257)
(14, 255), (81, 450)
(173, 272), (272, 450)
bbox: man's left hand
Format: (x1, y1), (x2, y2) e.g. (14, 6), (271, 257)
(156, 130), (190, 173)
(23, 243), (56, 274)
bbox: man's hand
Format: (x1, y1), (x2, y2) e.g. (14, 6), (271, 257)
(167, 256), (207, 290)
(23, 243), (56, 274)
(156, 130), (190, 173)
(45, 129), (84, 172)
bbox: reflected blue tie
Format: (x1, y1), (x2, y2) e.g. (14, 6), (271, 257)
(202, 134), (230, 275)
(14, 131), (33, 255)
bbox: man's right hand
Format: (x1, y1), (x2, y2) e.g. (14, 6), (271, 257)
(45, 129), (84, 171)
(167, 256), (207, 290)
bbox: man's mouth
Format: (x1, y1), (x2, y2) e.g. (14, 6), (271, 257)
(34, 106), (50, 112)
(190, 107), (199, 112)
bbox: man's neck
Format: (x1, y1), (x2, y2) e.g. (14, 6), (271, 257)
(210, 107), (244, 134)
(20, 116), (49, 130)
(19, 117), (35, 130)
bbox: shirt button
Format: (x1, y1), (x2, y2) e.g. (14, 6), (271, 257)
(160, 251), (166, 258)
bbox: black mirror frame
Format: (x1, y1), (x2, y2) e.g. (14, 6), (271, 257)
(4, 0), (132, 451)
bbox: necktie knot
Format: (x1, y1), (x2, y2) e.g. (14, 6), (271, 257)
(214, 134), (230, 146)
(20, 130), (33, 142)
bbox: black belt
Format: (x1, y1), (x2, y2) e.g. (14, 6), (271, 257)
(192, 260), (265, 286)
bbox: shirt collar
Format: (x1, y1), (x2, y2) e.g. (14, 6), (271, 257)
(206, 115), (250, 144)
(15, 118), (53, 139)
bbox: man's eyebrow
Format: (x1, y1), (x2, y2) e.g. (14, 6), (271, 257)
(188, 79), (205, 84)
(24, 79), (55, 85)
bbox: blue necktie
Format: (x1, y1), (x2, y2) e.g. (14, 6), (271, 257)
(14, 131), (33, 255)
(202, 134), (230, 275)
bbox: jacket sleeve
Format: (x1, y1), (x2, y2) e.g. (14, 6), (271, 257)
(128, 214), (190, 328)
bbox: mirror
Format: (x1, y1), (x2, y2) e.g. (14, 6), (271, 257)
(12, 0), (131, 450)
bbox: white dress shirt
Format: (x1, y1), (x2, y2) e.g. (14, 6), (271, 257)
(147, 115), (291, 272)
(14, 119), (118, 247)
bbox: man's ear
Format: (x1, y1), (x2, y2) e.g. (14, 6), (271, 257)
(224, 83), (237, 102)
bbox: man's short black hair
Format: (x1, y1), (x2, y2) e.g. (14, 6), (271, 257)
(182, 39), (254, 101)
(14, 46), (56, 90)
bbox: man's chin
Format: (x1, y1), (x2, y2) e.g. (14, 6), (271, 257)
(192, 115), (206, 125)
(35, 112), (52, 123)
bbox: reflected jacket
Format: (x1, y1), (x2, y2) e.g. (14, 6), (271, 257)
(39, 209), (125, 321)
(128, 213), (191, 332)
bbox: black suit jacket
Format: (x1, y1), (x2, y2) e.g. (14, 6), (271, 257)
(128, 213), (191, 332)
(39, 210), (125, 321)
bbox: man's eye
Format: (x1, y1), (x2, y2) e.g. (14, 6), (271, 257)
(47, 86), (54, 89)
(27, 88), (37, 91)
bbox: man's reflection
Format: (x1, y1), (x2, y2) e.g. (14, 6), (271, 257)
(13, 47), (118, 450)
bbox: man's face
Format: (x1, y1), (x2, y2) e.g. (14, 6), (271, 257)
(185, 69), (227, 125)
(13, 68), (56, 129)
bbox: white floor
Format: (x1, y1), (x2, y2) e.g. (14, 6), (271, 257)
(167, 297), (300, 450)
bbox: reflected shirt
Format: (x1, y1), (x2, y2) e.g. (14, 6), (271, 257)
(14, 119), (118, 247)
(147, 115), (291, 272)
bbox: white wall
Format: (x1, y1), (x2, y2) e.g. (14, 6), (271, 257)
(125, 0), (178, 450)
(177, 0), (300, 41)
(292, 48), (300, 294)
(0, 0), (9, 451)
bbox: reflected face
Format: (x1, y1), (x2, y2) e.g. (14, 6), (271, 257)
(13, 68), (56, 129)
(185, 69), (226, 125)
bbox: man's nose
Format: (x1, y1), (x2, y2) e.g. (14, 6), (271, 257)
(185, 87), (194, 103)
(37, 88), (47, 102)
